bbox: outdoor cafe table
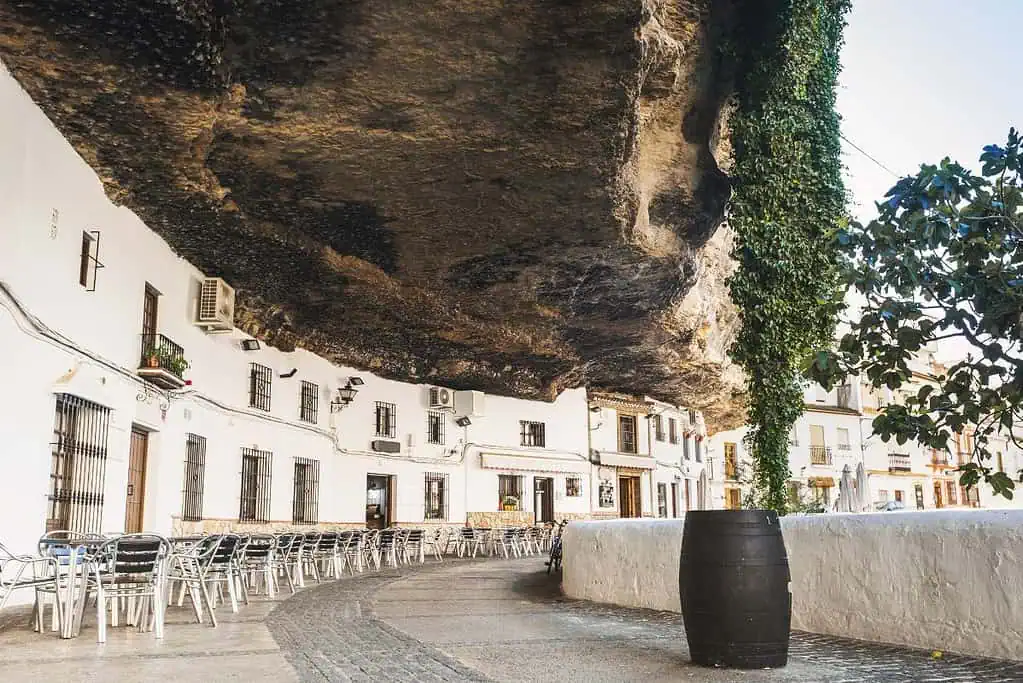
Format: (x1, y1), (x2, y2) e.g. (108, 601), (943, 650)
(38, 537), (105, 639)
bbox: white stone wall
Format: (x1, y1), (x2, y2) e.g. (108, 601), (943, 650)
(562, 512), (1023, 661)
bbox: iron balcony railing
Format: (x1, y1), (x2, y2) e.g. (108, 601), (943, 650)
(140, 333), (186, 378)
(809, 445), (832, 465)
(888, 453), (912, 471)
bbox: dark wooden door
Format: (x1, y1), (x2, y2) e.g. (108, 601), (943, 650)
(618, 477), (641, 518)
(142, 285), (159, 337)
(671, 482), (679, 517)
(533, 477), (554, 523)
(124, 427), (149, 533)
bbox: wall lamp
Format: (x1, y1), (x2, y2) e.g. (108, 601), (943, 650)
(241, 339), (261, 351)
(455, 416), (472, 428)
(330, 381), (359, 413)
(589, 405), (602, 413)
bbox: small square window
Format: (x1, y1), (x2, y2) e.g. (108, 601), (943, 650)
(375, 402), (396, 438)
(300, 381), (318, 423)
(566, 477), (582, 497)
(520, 421), (546, 447)
(427, 411), (445, 445)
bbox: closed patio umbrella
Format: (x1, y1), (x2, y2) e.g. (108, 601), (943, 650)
(855, 461), (871, 512)
(838, 464), (855, 513)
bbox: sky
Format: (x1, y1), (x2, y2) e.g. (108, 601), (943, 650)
(836, 0), (1023, 361)
(837, 0), (1023, 222)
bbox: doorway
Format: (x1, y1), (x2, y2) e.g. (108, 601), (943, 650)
(914, 483), (925, 510)
(366, 474), (395, 529)
(933, 481), (943, 508)
(671, 482), (679, 517)
(124, 427), (149, 533)
(618, 476), (642, 518)
(533, 477), (554, 523)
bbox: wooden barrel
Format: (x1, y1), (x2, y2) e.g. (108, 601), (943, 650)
(679, 509), (791, 669)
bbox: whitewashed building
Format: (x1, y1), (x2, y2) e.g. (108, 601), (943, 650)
(1, 61), (715, 565)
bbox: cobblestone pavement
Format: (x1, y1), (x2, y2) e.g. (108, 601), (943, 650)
(269, 558), (1023, 683)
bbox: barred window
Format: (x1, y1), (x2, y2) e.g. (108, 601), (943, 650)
(375, 401), (396, 438)
(300, 381), (318, 423)
(566, 477), (582, 497)
(78, 230), (103, 291)
(653, 414), (665, 441)
(48, 394), (111, 533)
(657, 483), (668, 518)
(182, 433), (206, 522)
(292, 458), (320, 524)
(427, 411), (445, 445)
(498, 475), (523, 510)
(424, 473), (448, 520)
(668, 417), (678, 444)
(695, 437), (703, 462)
(240, 448), (272, 522)
(249, 363), (272, 411)
(688, 409), (698, 423)
(682, 433), (691, 459)
(618, 415), (637, 454)
(519, 420), (546, 447)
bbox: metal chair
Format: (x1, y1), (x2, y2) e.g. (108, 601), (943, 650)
(91, 534), (171, 643)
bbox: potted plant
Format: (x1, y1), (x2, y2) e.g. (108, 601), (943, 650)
(166, 355), (190, 378)
(501, 495), (518, 511)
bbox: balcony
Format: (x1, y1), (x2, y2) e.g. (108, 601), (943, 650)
(931, 450), (952, 467)
(809, 446), (832, 465)
(138, 333), (188, 390)
(888, 453), (912, 472)
(836, 384), (853, 409)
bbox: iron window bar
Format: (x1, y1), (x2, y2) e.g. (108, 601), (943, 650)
(519, 420), (546, 447)
(78, 230), (104, 291)
(375, 401), (397, 438)
(181, 434), (206, 522)
(292, 457), (320, 524)
(48, 394), (111, 534)
(426, 411), (445, 445)
(498, 474), (523, 510)
(424, 472), (448, 520)
(668, 418), (678, 444)
(249, 363), (272, 411)
(300, 381), (319, 423)
(240, 447), (273, 522)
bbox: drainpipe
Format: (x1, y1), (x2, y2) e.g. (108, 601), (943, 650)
(586, 399), (595, 519)
(646, 408), (655, 516)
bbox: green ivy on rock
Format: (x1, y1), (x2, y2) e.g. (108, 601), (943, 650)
(727, 0), (850, 512)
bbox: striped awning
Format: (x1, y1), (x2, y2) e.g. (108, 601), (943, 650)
(596, 452), (657, 470)
(479, 453), (591, 475)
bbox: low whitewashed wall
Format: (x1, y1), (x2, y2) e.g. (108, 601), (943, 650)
(562, 511), (1023, 662)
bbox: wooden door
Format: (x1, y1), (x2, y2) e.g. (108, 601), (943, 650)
(124, 427), (149, 533)
(386, 475), (396, 527)
(618, 477), (641, 518)
(671, 482), (679, 517)
(534, 477), (554, 523)
(933, 481), (943, 508)
(726, 488), (741, 510)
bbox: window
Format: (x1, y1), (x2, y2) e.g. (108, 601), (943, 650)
(566, 477), (582, 497)
(725, 488), (741, 510)
(894, 489), (904, 503)
(682, 434), (691, 460)
(520, 420), (546, 447)
(78, 230), (103, 291)
(618, 415), (638, 453)
(300, 381), (318, 423)
(668, 418), (678, 444)
(997, 452), (1005, 472)
(878, 489), (889, 502)
(292, 457), (320, 524)
(425, 473), (448, 520)
(498, 474), (523, 510)
(947, 481), (958, 505)
(427, 411), (445, 445)
(249, 363), (272, 411)
(182, 434), (206, 522)
(688, 409), (698, 424)
(239, 448), (272, 522)
(375, 401), (396, 438)
(724, 442), (738, 480)
(694, 437), (702, 462)
(48, 394), (111, 533)
(657, 483), (668, 517)
(653, 414), (665, 441)
(837, 428), (851, 451)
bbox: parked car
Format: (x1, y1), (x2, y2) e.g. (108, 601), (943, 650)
(874, 500), (906, 512)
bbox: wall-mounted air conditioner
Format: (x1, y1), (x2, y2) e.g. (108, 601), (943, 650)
(429, 386), (454, 410)
(457, 390), (486, 417)
(196, 277), (235, 332)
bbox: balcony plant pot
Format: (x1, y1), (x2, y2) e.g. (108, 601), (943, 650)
(146, 354), (160, 368)
(679, 509), (790, 669)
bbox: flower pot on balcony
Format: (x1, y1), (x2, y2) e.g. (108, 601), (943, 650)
(146, 355), (160, 368)
(679, 509), (791, 669)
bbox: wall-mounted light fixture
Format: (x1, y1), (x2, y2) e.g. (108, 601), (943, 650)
(330, 381), (359, 413)
(348, 376), (365, 386)
(241, 339), (261, 351)
(589, 405), (602, 413)
(279, 368), (298, 378)
(455, 416), (472, 428)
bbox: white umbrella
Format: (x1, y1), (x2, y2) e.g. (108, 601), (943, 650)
(698, 469), (709, 510)
(838, 464), (855, 513)
(855, 461), (871, 512)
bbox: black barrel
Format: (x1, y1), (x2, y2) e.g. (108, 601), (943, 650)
(679, 509), (791, 669)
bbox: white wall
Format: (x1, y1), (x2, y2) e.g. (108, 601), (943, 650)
(563, 513), (1023, 661)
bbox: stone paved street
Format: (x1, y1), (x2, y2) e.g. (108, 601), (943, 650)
(2, 558), (1023, 682)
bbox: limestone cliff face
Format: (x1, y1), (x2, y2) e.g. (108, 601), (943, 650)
(0, 0), (744, 430)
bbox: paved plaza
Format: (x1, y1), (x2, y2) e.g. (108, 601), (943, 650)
(1, 558), (1022, 682)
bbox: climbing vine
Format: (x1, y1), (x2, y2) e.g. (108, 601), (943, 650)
(727, 0), (850, 512)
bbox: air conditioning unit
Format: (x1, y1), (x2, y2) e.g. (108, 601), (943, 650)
(429, 386), (454, 410)
(196, 277), (235, 331)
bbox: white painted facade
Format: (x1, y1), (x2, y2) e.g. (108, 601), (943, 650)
(0, 62), (709, 568)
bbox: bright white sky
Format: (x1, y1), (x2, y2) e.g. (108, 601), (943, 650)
(836, 0), (1022, 361)
(838, 0), (1023, 222)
